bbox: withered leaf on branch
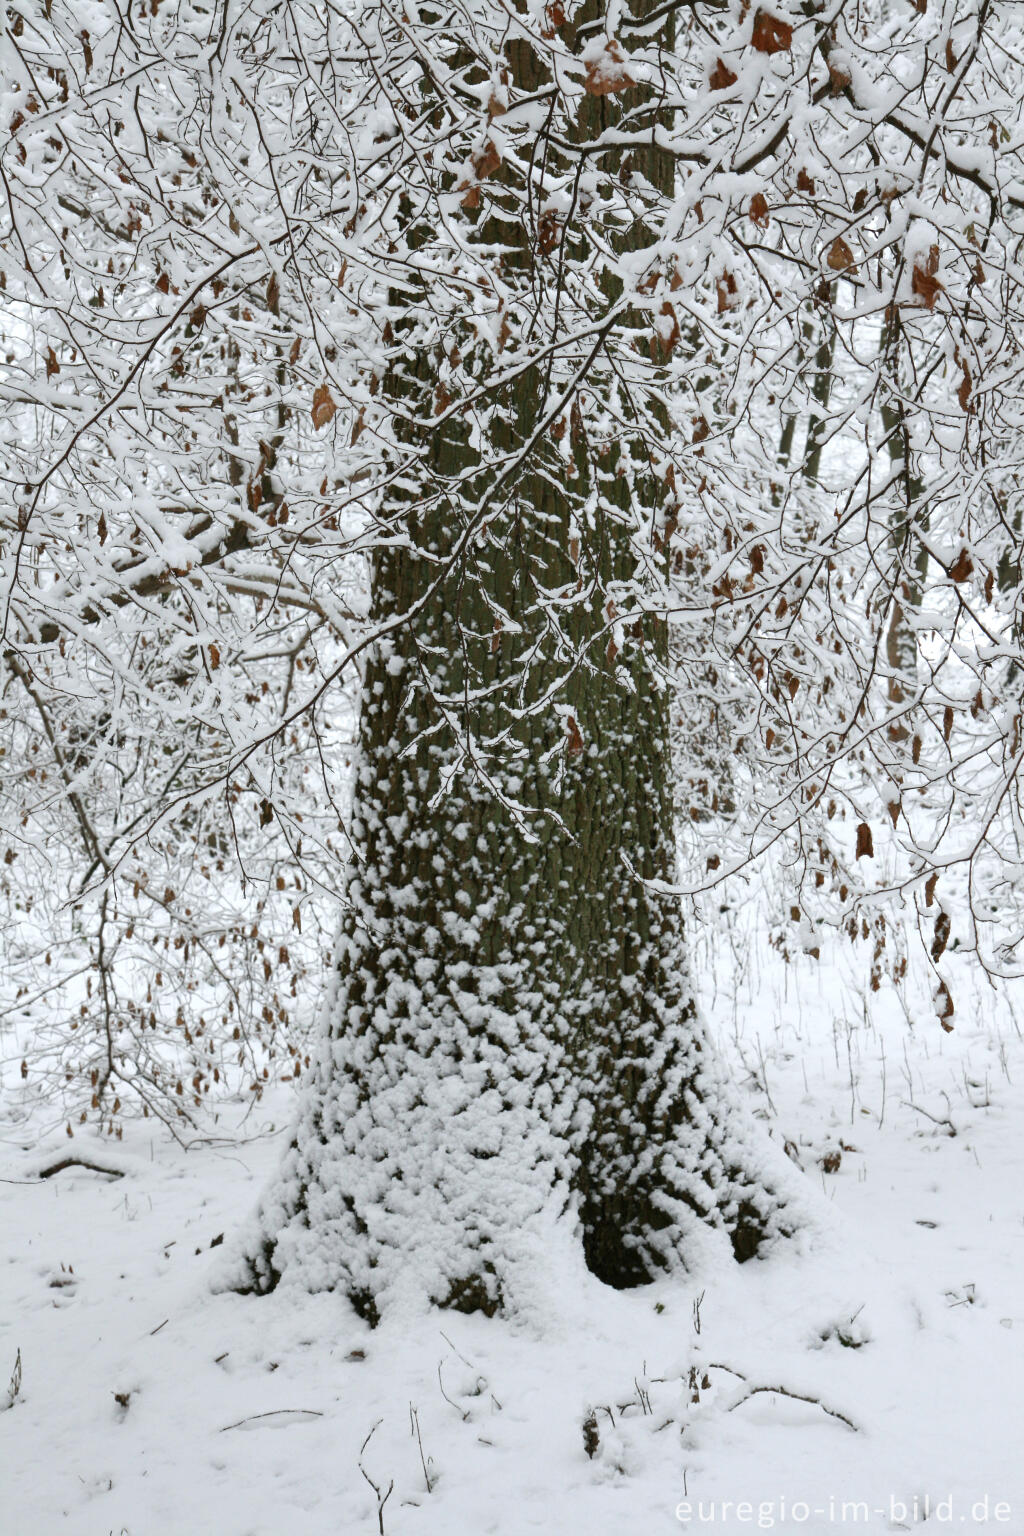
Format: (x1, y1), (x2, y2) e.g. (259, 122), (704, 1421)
(537, 208), (563, 257)
(584, 39), (635, 96)
(911, 246), (944, 308)
(749, 192), (770, 228)
(931, 910), (951, 962)
(311, 384), (336, 431)
(751, 10), (793, 53)
(716, 271), (738, 312)
(566, 715), (584, 756)
(652, 301), (681, 360)
(266, 270), (280, 316)
(471, 140), (502, 179)
(949, 547), (973, 582)
(45, 346), (60, 378)
(541, 0), (565, 37)
(458, 141), (502, 207)
(935, 978), (954, 1032)
(709, 57), (738, 90)
(957, 357), (973, 413)
(855, 821), (874, 859)
(826, 236), (857, 273)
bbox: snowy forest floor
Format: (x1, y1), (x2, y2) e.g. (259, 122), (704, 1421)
(2, 920), (1022, 1535)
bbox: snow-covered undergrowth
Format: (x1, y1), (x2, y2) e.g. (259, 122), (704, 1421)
(2, 927), (1022, 1535)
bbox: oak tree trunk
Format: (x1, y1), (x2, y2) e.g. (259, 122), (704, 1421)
(231, 2), (801, 1321)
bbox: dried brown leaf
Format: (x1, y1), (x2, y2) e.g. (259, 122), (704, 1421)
(584, 40), (635, 96)
(311, 384), (336, 431)
(931, 910), (951, 962)
(751, 10), (793, 53)
(537, 208), (562, 257)
(911, 255), (944, 309)
(541, 0), (565, 37)
(827, 236), (856, 273)
(949, 547), (973, 583)
(472, 140), (502, 180)
(709, 57), (738, 90)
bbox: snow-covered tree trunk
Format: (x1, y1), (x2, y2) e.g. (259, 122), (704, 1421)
(234, 333), (797, 1317)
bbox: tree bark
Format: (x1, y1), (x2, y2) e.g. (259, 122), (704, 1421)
(231, 4), (801, 1321)
(233, 371), (797, 1320)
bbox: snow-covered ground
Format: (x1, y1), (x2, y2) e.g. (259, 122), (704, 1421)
(2, 927), (1022, 1535)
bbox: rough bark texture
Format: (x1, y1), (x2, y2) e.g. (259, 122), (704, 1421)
(230, 6), (799, 1320)
(232, 362), (797, 1318)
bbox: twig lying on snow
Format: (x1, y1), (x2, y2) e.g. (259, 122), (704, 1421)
(901, 1099), (957, 1136)
(219, 1409), (324, 1432)
(726, 1382), (859, 1432)
(37, 1157), (125, 1180)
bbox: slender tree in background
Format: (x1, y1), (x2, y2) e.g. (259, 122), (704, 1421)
(4, 0), (1024, 1307)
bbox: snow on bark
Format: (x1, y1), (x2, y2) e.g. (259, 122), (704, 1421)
(226, 376), (807, 1318)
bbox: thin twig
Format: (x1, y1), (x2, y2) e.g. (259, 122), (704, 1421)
(727, 1383), (859, 1433)
(219, 1409), (324, 1432)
